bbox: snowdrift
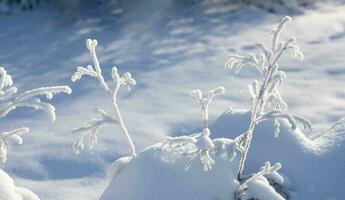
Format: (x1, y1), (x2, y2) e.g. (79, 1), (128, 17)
(212, 108), (345, 200)
(0, 169), (39, 200)
(100, 140), (240, 200)
(100, 108), (345, 200)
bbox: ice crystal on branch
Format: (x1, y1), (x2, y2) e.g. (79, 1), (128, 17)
(225, 16), (311, 180)
(0, 67), (71, 163)
(71, 38), (137, 157)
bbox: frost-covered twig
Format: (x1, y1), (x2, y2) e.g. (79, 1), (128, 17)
(225, 16), (310, 180)
(192, 87), (224, 171)
(235, 162), (283, 200)
(191, 87), (225, 130)
(188, 87), (224, 171)
(71, 39), (137, 157)
(162, 87), (224, 171)
(0, 86), (72, 122)
(239, 162), (281, 193)
(72, 109), (118, 154)
(0, 127), (29, 163)
(0, 67), (71, 164)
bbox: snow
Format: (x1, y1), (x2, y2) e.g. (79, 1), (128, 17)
(100, 141), (240, 200)
(100, 107), (345, 199)
(0, 0), (344, 199)
(243, 175), (284, 200)
(0, 169), (39, 200)
(212, 108), (345, 199)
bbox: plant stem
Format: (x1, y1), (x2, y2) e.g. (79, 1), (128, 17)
(88, 42), (136, 157)
(112, 97), (136, 157)
(237, 58), (275, 180)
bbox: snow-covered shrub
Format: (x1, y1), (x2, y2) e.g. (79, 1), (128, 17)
(225, 16), (311, 181)
(0, 66), (71, 199)
(71, 39), (137, 158)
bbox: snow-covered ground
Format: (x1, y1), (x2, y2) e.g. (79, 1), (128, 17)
(0, 0), (345, 199)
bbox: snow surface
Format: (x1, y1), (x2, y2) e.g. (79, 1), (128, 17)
(0, 0), (345, 199)
(101, 140), (240, 200)
(212, 108), (345, 199)
(100, 107), (345, 200)
(0, 169), (39, 200)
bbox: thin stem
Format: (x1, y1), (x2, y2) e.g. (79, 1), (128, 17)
(86, 41), (136, 157)
(89, 46), (110, 94)
(237, 52), (277, 180)
(202, 104), (208, 132)
(112, 97), (136, 157)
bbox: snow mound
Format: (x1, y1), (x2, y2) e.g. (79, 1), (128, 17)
(212, 108), (345, 200)
(100, 108), (345, 200)
(0, 169), (39, 200)
(100, 140), (240, 200)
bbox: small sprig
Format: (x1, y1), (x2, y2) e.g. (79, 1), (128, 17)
(0, 67), (17, 101)
(0, 127), (29, 163)
(0, 86), (72, 122)
(190, 87), (225, 171)
(111, 67), (136, 92)
(72, 109), (118, 154)
(71, 39), (137, 157)
(255, 110), (312, 137)
(0, 67), (72, 122)
(191, 86), (225, 130)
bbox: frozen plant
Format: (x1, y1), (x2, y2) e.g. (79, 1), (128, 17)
(0, 127), (28, 163)
(225, 16), (311, 180)
(163, 87), (225, 172)
(72, 109), (118, 154)
(191, 87), (225, 132)
(71, 38), (137, 157)
(0, 67), (71, 163)
(191, 87), (225, 171)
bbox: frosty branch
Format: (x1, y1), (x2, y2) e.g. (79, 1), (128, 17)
(71, 39), (137, 157)
(0, 127), (29, 163)
(191, 87), (225, 131)
(0, 67), (71, 163)
(192, 87), (225, 171)
(225, 16), (311, 180)
(72, 109), (118, 154)
(235, 161), (283, 200)
(164, 87), (225, 172)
